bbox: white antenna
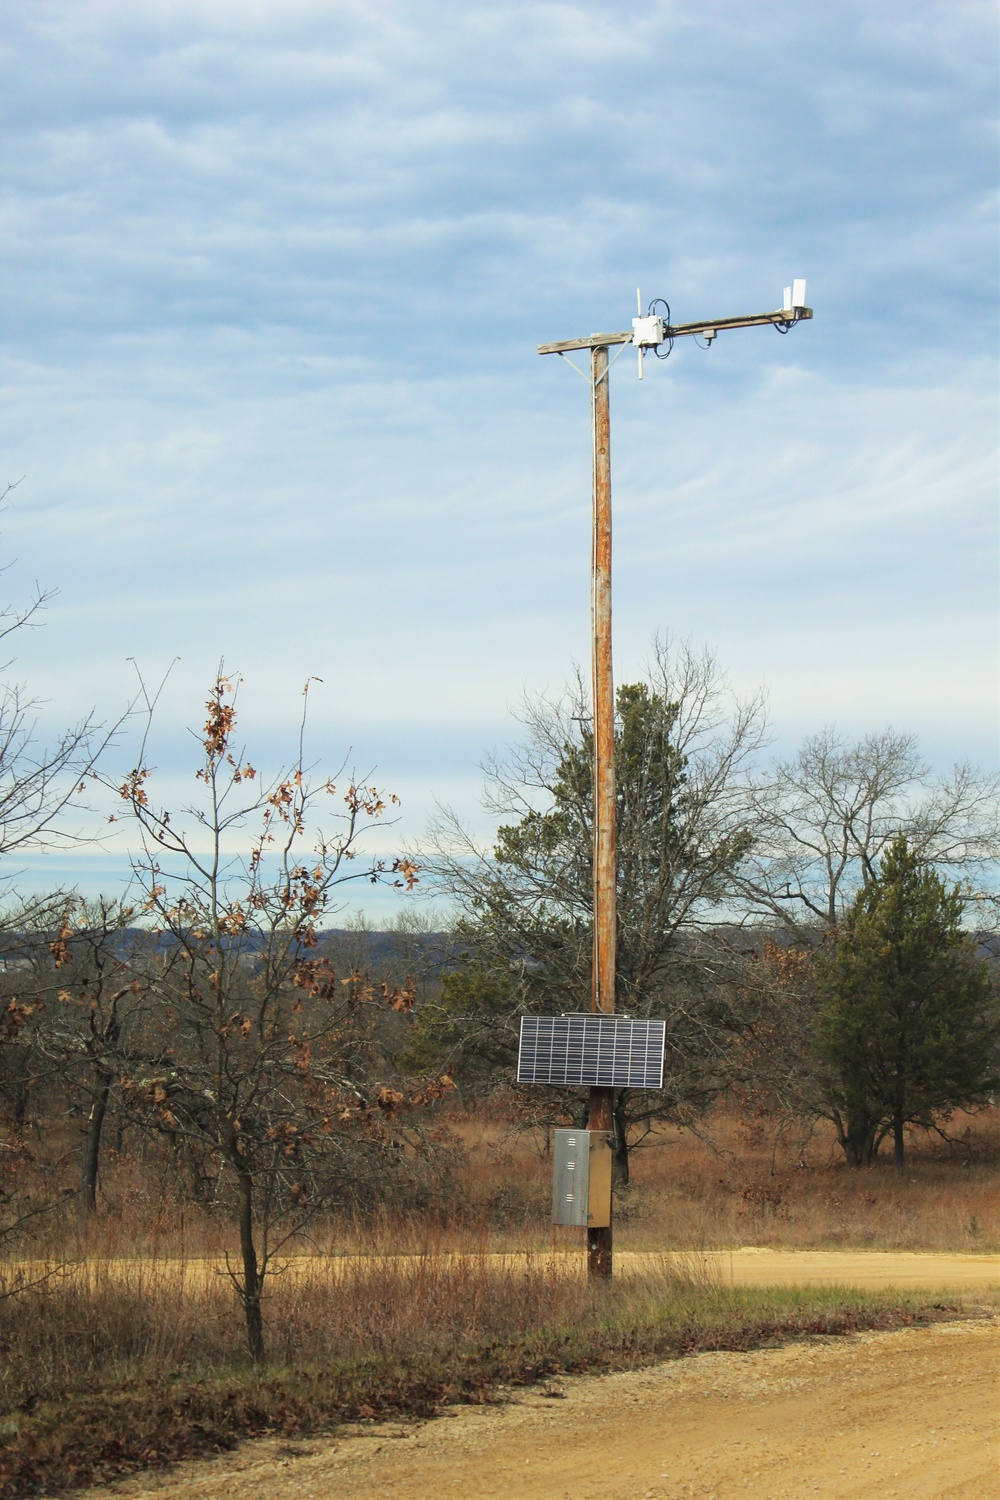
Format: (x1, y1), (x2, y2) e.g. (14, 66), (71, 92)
(632, 294), (667, 377)
(784, 278), (807, 313)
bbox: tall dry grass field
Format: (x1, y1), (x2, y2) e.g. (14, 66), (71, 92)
(453, 1104), (1000, 1254)
(0, 1103), (996, 1497)
(5, 1103), (998, 1264)
(0, 1244), (956, 1499)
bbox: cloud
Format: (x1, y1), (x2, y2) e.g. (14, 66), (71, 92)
(0, 0), (996, 902)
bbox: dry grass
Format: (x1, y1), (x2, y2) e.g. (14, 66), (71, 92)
(6, 1105), (998, 1264)
(0, 1105), (995, 1496)
(0, 1251), (591, 1410)
(453, 1105), (1000, 1255)
(0, 1249), (961, 1500)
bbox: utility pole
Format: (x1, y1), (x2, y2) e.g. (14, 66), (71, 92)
(538, 283), (812, 1280)
(587, 340), (615, 1277)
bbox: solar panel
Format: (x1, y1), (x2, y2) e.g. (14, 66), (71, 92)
(516, 1014), (666, 1089)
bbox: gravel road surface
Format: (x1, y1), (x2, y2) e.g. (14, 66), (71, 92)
(76, 1314), (999, 1500)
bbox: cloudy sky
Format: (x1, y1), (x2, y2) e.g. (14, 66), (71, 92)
(1, 0), (997, 915)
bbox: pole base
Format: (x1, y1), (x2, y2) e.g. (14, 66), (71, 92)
(587, 1224), (612, 1278)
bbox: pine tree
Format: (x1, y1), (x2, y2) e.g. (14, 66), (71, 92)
(423, 642), (766, 1181)
(816, 834), (998, 1174)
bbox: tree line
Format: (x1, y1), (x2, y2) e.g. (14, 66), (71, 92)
(0, 611), (998, 1360)
(413, 638), (1000, 1182)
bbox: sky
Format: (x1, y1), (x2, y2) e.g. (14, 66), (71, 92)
(1, 0), (997, 918)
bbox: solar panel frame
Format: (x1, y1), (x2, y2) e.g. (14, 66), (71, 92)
(516, 1014), (666, 1089)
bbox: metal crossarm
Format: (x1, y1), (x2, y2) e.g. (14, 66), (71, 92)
(537, 305), (812, 356)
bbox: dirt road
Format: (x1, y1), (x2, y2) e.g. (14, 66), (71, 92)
(683, 1246), (1000, 1290)
(45, 1246), (1000, 1293)
(79, 1315), (999, 1500)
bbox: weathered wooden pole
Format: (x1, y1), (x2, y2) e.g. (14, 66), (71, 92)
(536, 288), (813, 1281)
(588, 341), (615, 1280)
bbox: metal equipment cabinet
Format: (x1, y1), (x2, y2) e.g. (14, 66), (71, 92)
(551, 1129), (612, 1227)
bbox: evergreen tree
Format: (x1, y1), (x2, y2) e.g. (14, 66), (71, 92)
(399, 961), (518, 1098)
(816, 834), (998, 1174)
(423, 641), (766, 1179)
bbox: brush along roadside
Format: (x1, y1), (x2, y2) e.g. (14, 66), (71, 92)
(0, 1252), (992, 1500)
(5, 1245), (1000, 1295)
(3, 1242), (995, 1302)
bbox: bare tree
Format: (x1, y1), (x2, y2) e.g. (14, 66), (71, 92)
(0, 490), (130, 1251)
(0, 485), (122, 866)
(725, 940), (829, 1166)
(21, 897), (158, 1214)
(104, 670), (448, 1362)
(739, 728), (1000, 938)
